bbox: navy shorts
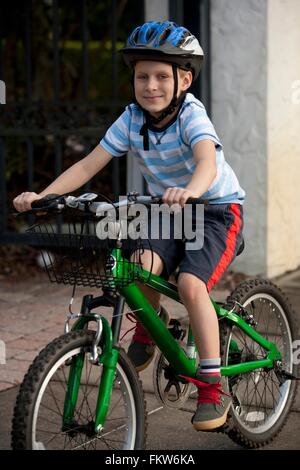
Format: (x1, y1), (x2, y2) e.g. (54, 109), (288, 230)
(140, 203), (244, 292)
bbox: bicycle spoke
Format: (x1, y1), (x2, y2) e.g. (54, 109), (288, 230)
(39, 402), (63, 419)
(44, 382), (63, 417)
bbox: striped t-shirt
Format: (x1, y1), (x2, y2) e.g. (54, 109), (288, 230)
(100, 93), (245, 204)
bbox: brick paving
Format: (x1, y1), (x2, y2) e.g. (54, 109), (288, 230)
(0, 272), (229, 390)
(0, 269), (299, 402)
(0, 269), (300, 450)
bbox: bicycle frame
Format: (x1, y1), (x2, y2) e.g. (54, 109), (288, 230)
(63, 247), (282, 432)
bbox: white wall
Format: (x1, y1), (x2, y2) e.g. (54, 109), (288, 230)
(267, 0), (300, 277)
(211, 0), (300, 277)
(211, 0), (268, 275)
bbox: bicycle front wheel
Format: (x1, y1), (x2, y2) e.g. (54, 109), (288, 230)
(12, 330), (146, 450)
(221, 279), (298, 448)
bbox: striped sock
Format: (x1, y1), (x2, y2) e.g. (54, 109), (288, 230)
(198, 358), (221, 375)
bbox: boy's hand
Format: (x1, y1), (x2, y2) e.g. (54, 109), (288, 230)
(13, 192), (42, 212)
(162, 187), (198, 208)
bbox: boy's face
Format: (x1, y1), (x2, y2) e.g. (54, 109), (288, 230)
(134, 61), (192, 119)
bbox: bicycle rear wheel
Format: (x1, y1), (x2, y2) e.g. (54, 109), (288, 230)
(220, 279), (298, 448)
(12, 330), (146, 450)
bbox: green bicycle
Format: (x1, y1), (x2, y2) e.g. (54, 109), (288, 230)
(11, 192), (298, 450)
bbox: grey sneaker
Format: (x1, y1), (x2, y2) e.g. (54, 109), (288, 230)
(127, 306), (169, 372)
(192, 372), (232, 431)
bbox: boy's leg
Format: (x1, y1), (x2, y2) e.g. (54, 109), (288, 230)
(177, 203), (243, 430)
(127, 250), (170, 371)
(178, 273), (231, 431)
(136, 249), (164, 309)
(177, 273), (219, 359)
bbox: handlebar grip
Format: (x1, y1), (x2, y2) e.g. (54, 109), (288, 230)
(185, 197), (207, 205)
(31, 193), (62, 209)
(151, 197), (207, 205)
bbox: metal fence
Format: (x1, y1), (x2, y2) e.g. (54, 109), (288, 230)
(0, 0), (210, 245)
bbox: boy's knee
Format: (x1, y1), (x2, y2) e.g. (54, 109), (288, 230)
(177, 272), (207, 302)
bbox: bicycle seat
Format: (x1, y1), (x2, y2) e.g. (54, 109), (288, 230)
(236, 238), (245, 256)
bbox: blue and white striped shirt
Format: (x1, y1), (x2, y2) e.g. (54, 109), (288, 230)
(100, 93), (245, 204)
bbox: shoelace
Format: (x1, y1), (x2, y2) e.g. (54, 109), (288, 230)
(179, 375), (231, 405)
(120, 312), (153, 345)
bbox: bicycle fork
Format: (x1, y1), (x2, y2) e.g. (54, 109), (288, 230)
(62, 295), (121, 434)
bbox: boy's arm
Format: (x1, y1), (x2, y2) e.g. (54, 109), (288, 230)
(13, 144), (113, 212)
(162, 140), (217, 207)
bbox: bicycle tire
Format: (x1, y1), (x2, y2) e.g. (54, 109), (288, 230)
(11, 330), (147, 450)
(220, 279), (298, 448)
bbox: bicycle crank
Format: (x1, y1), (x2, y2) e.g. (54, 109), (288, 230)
(152, 319), (195, 408)
(152, 352), (194, 408)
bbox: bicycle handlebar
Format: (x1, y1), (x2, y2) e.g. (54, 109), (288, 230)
(27, 192), (206, 216)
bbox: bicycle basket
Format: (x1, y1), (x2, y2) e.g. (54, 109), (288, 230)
(27, 217), (144, 289)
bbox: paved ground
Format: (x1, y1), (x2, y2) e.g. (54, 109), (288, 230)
(0, 270), (300, 450)
(0, 273), (227, 393)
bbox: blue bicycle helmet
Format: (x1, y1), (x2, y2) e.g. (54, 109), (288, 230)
(121, 21), (204, 80)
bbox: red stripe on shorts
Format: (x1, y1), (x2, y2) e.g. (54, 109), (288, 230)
(207, 204), (242, 292)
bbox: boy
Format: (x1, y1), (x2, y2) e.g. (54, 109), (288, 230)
(13, 21), (245, 431)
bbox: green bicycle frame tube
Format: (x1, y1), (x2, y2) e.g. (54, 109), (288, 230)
(95, 348), (119, 431)
(62, 350), (85, 426)
(212, 300), (282, 375)
(64, 315), (119, 431)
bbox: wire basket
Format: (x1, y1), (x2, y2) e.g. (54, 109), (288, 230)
(27, 217), (144, 289)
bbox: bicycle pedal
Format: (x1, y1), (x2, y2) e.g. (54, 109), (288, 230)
(168, 319), (186, 341)
(194, 425), (227, 434)
(280, 371), (300, 380)
(220, 413), (235, 435)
